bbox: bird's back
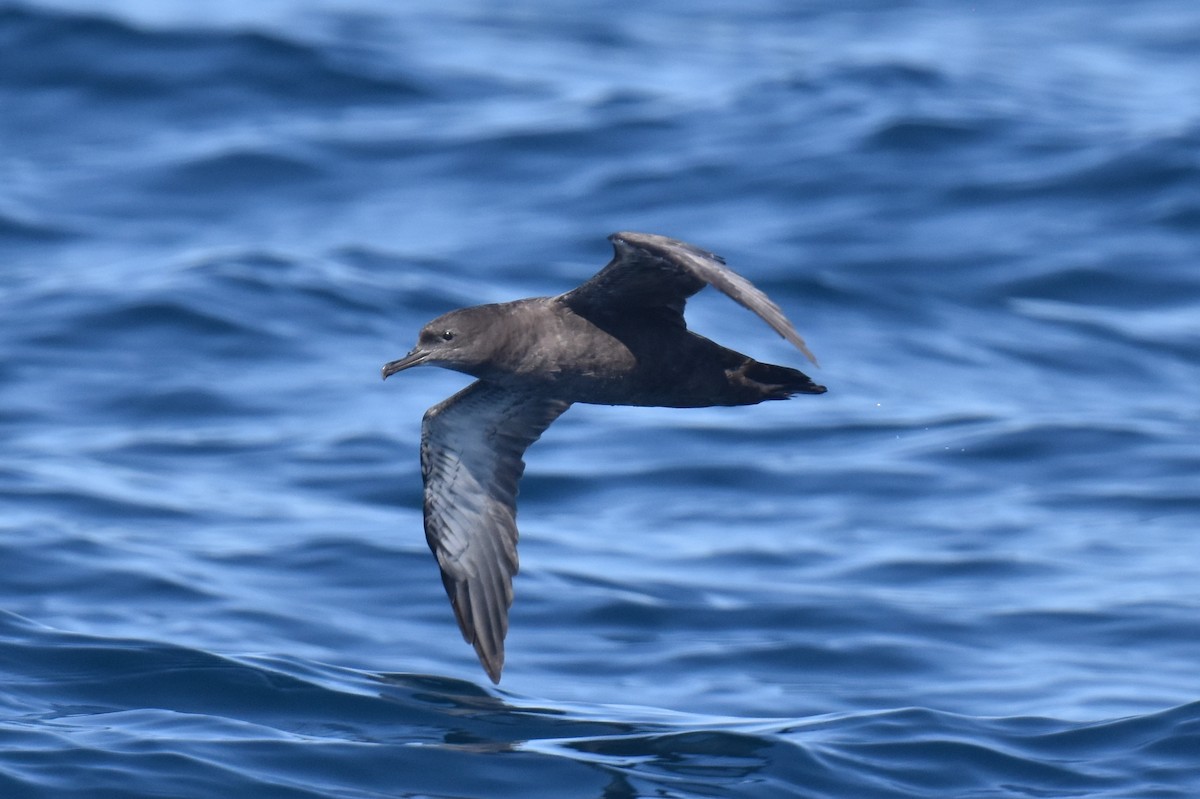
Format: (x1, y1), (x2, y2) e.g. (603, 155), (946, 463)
(500, 299), (819, 407)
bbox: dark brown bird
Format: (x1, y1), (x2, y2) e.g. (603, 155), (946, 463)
(382, 232), (826, 682)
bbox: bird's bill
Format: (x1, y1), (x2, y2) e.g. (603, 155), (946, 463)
(381, 349), (429, 380)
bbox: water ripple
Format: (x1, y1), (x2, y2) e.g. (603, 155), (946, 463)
(4, 613), (1198, 797)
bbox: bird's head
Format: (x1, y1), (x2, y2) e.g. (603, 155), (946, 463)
(381, 306), (503, 380)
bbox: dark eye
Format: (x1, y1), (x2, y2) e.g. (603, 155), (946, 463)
(440, 330), (455, 341)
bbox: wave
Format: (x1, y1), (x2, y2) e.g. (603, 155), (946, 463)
(151, 150), (327, 194)
(0, 5), (426, 106)
(0, 209), (75, 243)
(1, 612), (1195, 798)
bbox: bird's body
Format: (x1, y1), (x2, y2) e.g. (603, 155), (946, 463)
(383, 232), (826, 682)
(413, 296), (816, 407)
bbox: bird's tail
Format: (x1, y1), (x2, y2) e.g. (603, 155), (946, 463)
(735, 360), (827, 400)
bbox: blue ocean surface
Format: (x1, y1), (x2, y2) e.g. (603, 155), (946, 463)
(2, 0), (1199, 796)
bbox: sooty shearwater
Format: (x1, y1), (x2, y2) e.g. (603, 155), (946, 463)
(382, 232), (826, 682)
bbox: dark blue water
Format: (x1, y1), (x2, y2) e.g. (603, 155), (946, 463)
(3, 1), (1199, 796)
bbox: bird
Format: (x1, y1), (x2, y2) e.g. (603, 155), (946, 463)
(382, 232), (826, 683)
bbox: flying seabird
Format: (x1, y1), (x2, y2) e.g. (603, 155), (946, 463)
(382, 232), (826, 682)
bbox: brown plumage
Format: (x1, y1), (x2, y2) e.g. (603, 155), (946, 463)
(382, 232), (826, 682)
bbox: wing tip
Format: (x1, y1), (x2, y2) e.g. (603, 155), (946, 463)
(444, 573), (510, 684)
(793, 336), (820, 367)
(479, 652), (504, 684)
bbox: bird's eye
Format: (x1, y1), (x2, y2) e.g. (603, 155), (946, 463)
(441, 330), (455, 341)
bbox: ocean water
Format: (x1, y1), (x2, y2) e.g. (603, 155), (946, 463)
(2, 0), (1199, 796)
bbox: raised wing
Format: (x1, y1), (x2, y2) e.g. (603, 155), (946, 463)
(420, 381), (571, 683)
(560, 231), (818, 365)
